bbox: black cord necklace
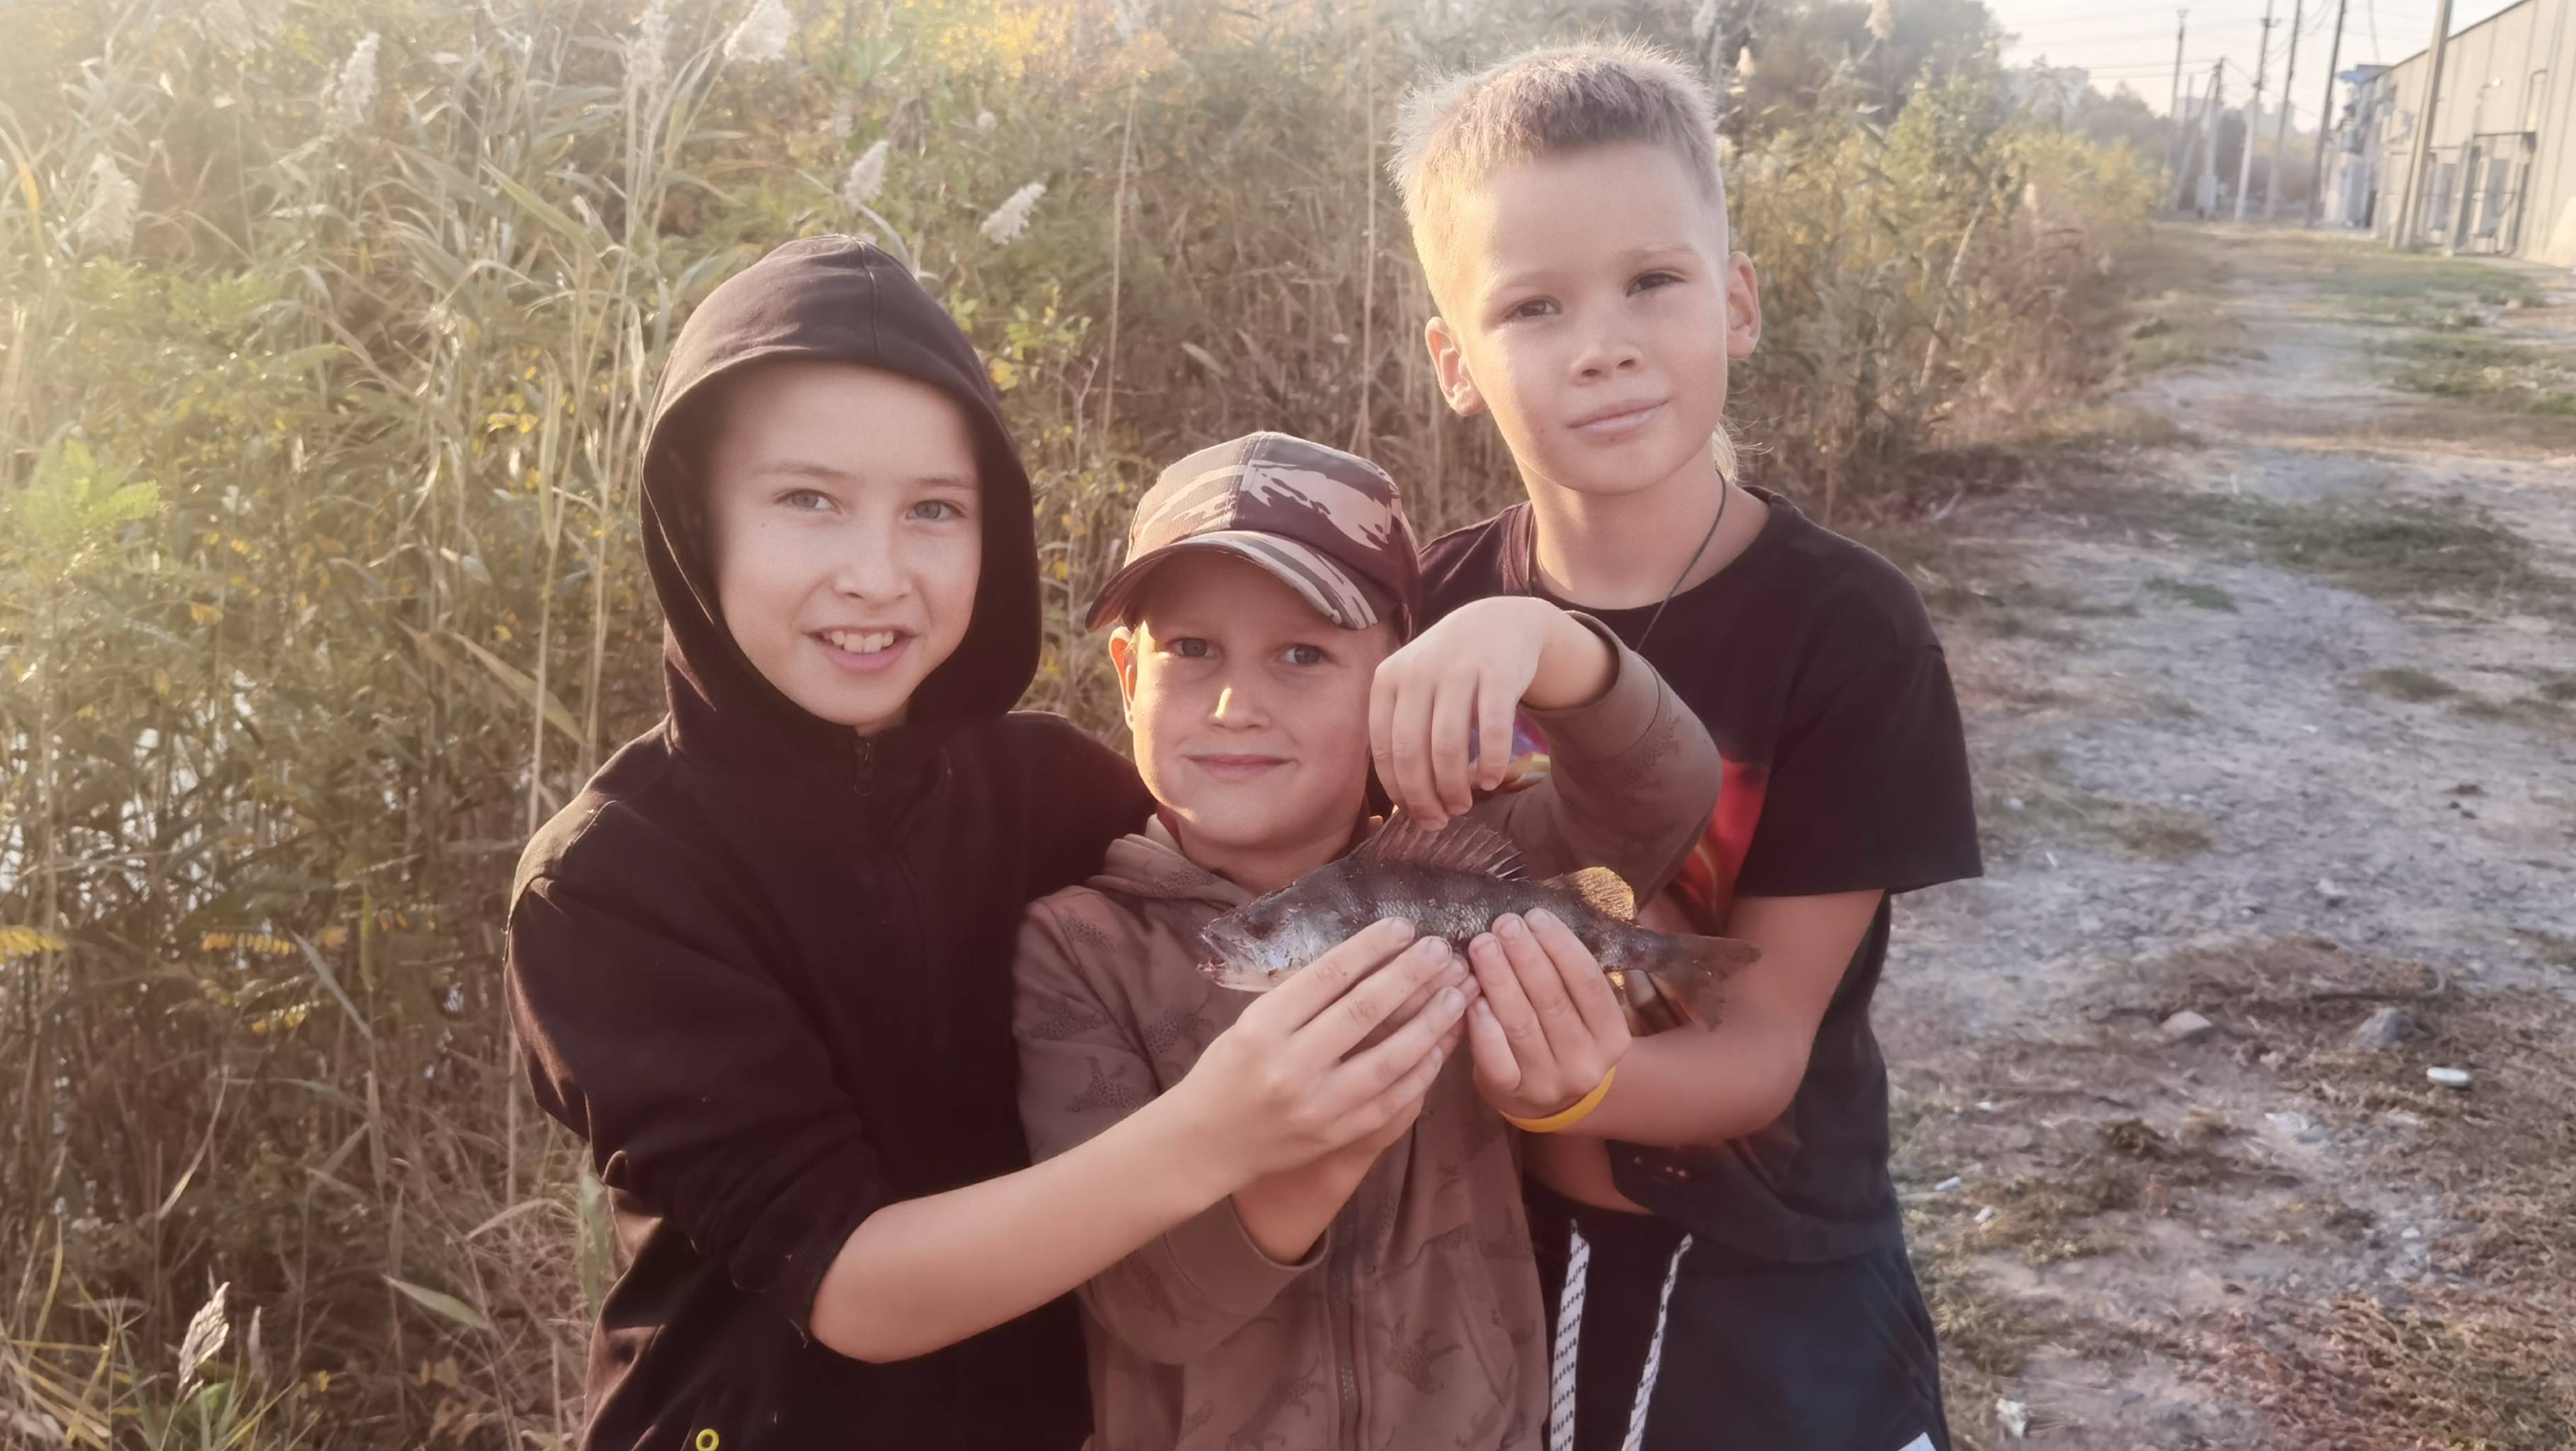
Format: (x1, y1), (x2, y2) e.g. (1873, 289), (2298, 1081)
(1635, 479), (1729, 653)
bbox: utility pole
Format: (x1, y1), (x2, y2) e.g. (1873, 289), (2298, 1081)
(2199, 59), (2227, 216)
(2236, 1), (2275, 221)
(2165, 9), (2191, 198)
(2173, 74), (2201, 210)
(2307, 0), (2349, 226)
(2265, 0), (2303, 217)
(2394, 0), (2457, 247)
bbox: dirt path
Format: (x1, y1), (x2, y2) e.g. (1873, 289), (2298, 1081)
(1885, 226), (2576, 1451)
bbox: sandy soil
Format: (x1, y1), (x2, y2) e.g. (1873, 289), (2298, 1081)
(1883, 226), (2576, 1450)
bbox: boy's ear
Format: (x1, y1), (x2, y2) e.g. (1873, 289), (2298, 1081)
(1724, 252), (1763, 360)
(1108, 626), (1142, 732)
(1425, 316), (1485, 418)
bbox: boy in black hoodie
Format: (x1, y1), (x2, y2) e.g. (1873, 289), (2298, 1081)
(505, 238), (1475, 1450)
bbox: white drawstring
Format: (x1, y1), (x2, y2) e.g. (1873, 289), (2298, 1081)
(1548, 1227), (1590, 1451)
(1618, 1236), (1693, 1451)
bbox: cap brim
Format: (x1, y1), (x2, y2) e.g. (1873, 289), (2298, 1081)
(1084, 532), (1381, 633)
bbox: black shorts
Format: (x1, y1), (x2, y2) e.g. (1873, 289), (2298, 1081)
(1529, 1188), (1950, 1451)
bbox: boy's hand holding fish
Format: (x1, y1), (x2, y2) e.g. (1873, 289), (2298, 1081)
(1368, 595), (1614, 829)
(1462, 908), (1633, 1121)
(1363, 596), (1635, 1118)
(1176, 917), (1474, 1188)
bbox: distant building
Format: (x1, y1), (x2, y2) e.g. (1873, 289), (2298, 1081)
(2323, 0), (2576, 261)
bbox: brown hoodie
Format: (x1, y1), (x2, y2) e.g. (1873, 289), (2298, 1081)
(1013, 621), (1719, 1451)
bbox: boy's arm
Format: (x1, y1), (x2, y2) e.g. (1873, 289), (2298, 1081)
(1370, 596), (1622, 831)
(1374, 600), (1721, 1120)
(1012, 903), (1349, 1364)
(1487, 626), (1976, 1145)
(1484, 611), (1720, 891)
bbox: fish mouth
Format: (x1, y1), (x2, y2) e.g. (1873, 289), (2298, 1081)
(1198, 959), (1266, 992)
(1198, 921), (1261, 990)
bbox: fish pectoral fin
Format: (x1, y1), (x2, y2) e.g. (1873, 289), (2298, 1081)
(1543, 867), (1636, 922)
(1354, 809), (1528, 880)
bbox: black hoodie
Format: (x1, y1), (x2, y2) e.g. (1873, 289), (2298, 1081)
(506, 238), (1150, 1450)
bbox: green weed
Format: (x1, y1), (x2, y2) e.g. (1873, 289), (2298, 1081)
(2144, 576), (2238, 611)
(2383, 332), (2576, 414)
(2361, 667), (2458, 701)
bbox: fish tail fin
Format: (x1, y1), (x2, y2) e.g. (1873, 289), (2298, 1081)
(1637, 933), (1761, 1030)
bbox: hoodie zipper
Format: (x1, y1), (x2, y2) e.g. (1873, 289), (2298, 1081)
(852, 735), (876, 797)
(1329, 1201), (1361, 1448)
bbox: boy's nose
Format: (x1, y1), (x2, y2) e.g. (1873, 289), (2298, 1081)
(830, 536), (908, 600)
(1208, 682), (1268, 728)
(1572, 328), (1644, 379)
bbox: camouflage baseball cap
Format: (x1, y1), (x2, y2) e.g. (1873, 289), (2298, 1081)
(1086, 431), (1423, 635)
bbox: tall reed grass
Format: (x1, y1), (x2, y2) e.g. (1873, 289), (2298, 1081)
(0, 0), (2151, 1443)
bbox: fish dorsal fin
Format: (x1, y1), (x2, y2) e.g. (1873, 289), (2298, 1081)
(1355, 810), (1526, 880)
(1545, 867), (1636, 922)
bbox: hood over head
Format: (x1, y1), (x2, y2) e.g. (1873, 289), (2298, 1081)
(639, 236), (1039, 761)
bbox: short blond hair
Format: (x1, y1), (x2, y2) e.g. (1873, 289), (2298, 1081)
(1390, 40), (1728, 251)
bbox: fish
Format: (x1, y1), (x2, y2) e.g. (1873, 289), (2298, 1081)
(1199, 814), (1761, 1033)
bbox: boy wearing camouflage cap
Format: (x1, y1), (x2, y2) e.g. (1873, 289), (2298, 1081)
(1012, 431), (1724, 1450)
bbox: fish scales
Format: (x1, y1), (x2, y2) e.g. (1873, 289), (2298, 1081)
(1199, 816), (1761, 1034)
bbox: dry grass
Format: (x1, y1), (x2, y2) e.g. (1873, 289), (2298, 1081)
(2454, 693), (2576, 735)
(1901, 931), (2576, 1448)
(2141, 936), (2576, 1289)
(2124, 290), (2262, 377)
(2144, 576), (2238, 612)
(2262, 234), (2550, 319)
(2359, 667), (2458, 702)
(2212, 1290), (2576, 1451)
(2134, 489), (2570, 620)
(2516, 929), (2576, 972)
(1976, 748), (2216, 862)
(2380, 333), (2576, 416)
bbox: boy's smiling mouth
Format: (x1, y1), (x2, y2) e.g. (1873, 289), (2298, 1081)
(815, 627), (912, 673)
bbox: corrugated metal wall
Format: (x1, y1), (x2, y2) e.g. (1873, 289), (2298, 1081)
(2351, 0), (2576, 263)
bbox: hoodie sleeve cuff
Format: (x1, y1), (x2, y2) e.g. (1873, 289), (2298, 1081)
(1163, 1200), (1327, 1317)
(1521, 612), (1667, 763)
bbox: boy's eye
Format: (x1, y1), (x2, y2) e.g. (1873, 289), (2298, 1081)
(1503, 297), (1559, 322)
(781, 488), (834, 512)
(909, 498), (969, 522)
(1168, 638), (1212, 660)
(1281, 643), (1327, 667)
(1632, 270), (1683, 293)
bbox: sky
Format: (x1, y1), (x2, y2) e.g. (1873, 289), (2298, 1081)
(1992, 0), (2531, 120)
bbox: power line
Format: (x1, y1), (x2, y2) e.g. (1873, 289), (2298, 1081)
(2005, 4), (2218, 28)
(2016, 23), (2252, 45)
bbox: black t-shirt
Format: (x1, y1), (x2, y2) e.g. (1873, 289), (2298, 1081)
(1421, 491), (1981, 1263)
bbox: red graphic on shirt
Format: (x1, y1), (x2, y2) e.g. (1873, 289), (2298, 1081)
(1489, 717), (1765, 935)
(1666, 757), (1766, 932)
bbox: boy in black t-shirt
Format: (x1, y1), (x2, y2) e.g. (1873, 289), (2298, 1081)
(1387, 41), (1981, 1451)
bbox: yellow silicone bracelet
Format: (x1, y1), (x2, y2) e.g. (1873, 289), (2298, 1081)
(1504, 1067), (1618, 1134)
